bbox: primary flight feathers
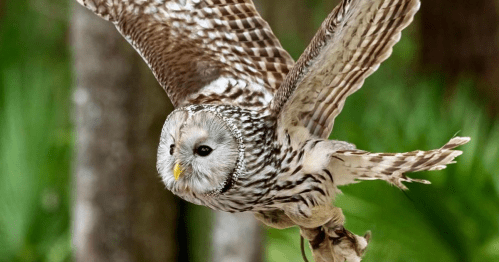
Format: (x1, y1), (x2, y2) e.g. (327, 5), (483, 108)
(274, 0), (420, 139)
(76, 0), (294, 109)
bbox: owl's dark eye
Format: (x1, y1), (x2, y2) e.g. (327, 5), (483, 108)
(196, 145), (213, 157)
(169, 144), (174, 155)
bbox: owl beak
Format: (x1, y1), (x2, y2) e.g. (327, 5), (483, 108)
(173, 163), (183, 181)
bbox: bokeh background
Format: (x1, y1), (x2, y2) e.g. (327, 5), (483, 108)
(1, 0), (499, 261)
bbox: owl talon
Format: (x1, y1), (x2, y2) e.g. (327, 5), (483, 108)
(301, 225), (369, 262)
(328, 227), (370, 261)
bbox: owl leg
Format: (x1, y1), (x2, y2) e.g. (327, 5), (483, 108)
(300, 226), (335, 262)
(283, 203), (343, 228)
(254, 209), (296, 229)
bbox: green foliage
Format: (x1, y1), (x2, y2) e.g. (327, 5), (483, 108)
(0, 0), (72, 261)
(266, 25), (499, 262)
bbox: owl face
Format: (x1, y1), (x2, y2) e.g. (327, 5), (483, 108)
(157, 108), (240, 197)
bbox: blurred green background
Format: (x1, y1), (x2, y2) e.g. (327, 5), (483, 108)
(1, 0), (498, 261)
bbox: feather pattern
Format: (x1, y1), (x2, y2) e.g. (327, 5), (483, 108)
(273, 0), (420, 139)
(330, 137), (470, 189)
(76, 0), (295, 109)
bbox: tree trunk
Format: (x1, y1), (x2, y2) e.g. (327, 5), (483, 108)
(211, 212), (263, 262)
(71, 3), (177, 262)
(420, 0), (499, 113)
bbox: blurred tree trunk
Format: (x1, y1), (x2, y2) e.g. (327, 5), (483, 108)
(420, 0), (499, 113)
(211, 212), (263, 262)
(71, 3), (178, 262)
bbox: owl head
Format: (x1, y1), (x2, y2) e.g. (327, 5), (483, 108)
(157, 105), (245, 200)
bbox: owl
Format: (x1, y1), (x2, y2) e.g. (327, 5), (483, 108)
(77, 0), (469, 261)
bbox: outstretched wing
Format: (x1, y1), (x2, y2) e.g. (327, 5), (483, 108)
(272, 0), (420, 138)
(330, 137), (470, 189)
(76, 0), (294, 109)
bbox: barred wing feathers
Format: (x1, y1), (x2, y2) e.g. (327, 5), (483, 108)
(273, 0), (420, 139)
(331, 137), (470, 189)
(76, 0), (295, 109)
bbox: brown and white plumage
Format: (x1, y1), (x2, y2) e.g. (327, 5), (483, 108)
(77, 0), (470, 261)
(76, 0), (294, 109)
(330, 137), (470, 189)
(274, 0), (420, 139)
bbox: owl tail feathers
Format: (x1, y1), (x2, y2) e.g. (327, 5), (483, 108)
(331, 137), (470, 190)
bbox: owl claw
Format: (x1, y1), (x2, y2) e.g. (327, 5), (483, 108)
(301, 225), (370, 262)
(328, 227), (370, 261)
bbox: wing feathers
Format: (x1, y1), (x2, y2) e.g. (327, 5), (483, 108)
(331, 137), (470, 189)
(274, 0), (420, 139)
(76, 0), (120, 21)
(76, 0), (295, 109)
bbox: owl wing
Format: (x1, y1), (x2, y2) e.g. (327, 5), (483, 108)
(76, 0), (294, 109)
(272, 0), (420, 138)
(330, 137), (470, 189)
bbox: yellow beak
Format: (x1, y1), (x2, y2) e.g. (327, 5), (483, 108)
(173, 163), (183, 181)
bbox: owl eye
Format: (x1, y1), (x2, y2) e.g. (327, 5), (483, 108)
(196, 145), (213, 157)
(169, 144), (174, 155)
